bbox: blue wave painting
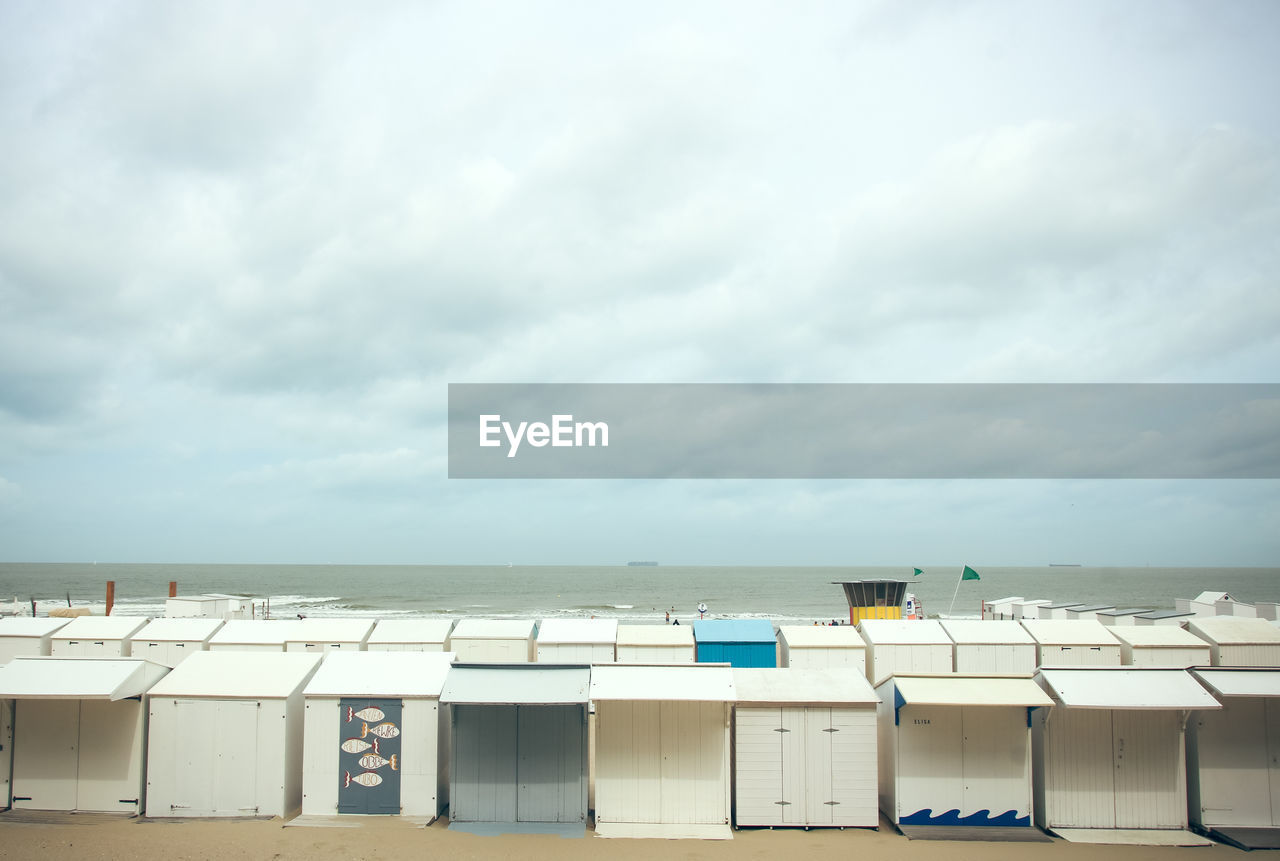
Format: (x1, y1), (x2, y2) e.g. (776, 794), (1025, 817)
(900, 808), (1030, 827)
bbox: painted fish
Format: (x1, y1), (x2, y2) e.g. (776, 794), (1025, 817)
(345, 705), (385, 723)
(343, 770), (383, 789)
(358, 753), (398, 771)
(340, 738), (373, 755)
(366, 722), (400, 739)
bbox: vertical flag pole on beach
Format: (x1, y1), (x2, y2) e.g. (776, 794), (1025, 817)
(946, 565), (980, 617)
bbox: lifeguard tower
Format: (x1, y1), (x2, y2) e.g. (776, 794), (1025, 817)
(834, 580), (908, 624)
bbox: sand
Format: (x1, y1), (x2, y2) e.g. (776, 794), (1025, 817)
(0, 813), (1248, 861)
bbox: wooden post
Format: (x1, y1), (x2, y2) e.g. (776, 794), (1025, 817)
(169, 581), (177, 598)
(106, 580), (115, 616)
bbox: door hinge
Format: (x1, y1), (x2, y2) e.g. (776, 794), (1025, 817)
(822, 727), (839, 733)
(773, 727), (790, 733)
(774, 801), (792, 806)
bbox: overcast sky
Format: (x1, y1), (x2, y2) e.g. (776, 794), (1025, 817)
(1, 1), (1277, 566)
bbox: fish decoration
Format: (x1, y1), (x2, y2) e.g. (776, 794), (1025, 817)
(344, 770), (383, 789)
(358, 753), (398, 771)
(345, 705), (386, 723)
(340, 738), (373, 755)
(366, 721), (400, 739)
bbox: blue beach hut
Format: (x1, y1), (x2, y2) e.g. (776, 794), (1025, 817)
(693, 619), (777, 668)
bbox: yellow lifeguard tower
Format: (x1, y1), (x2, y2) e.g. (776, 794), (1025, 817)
(834, 580), (908, 624)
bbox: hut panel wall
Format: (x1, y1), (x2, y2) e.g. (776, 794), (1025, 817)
(784, 647), (865, 670)
(12, 699), (79, 810)
(281, 691), (306, 817)
(876, 692), (896, 820)
(515, 704), (586, 822)
(615, 645), (694, 664)
(52, 639), (129, 657)
(1036, 645), (1121, 667)
(1190, 697), (1272, 827)
(1042, 708), (1116, 828)
(399, 699), (440, 818)
(895, 704), (964, 824)
(135, 640), (203, 669)
(367, 642), (445, 652)
(451, 638), (532, 663)
(1217, 645), (1280, 667)
(0, 638), (50, 663)
(208, 643), (286, 653)
(961, 706), (1032, 824)
(302, 696), (339, 815)
(75, 699), (144, 812)
(451, 704), (518, 822)
(1113, 709), (1184, 828)
(536, 643), (615, 664)
(733, 707), (788, 825)
(827, 707), (878, 826)
(1124, 646), (1211, 668)
(1270, 700), (1280, 825)
(1, 699), (10, 807)
(954, 644), (1036, 674)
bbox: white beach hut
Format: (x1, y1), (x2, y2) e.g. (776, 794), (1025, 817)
(440, 664), (590, 835)
(857, 619), (953, 685)
(301, 651), (454, 819)
(207, 619), (295, 652)
(591, 664), (736, 839)
(1032, 668), (1221, 843)
(1186, 617), (1280, 667)
(940, 620), (1038, 674)
(1012, 600), (1053, 620)
(448, 619), (537, 663)
(1187, 668), (1280, 850)
(0, 618), (70, 663)
(614, 624), (695, 663)
(982, 597), (1024, 620)
(145, 650), (323, 817)
(1096, 608), (1151, 627)
(1043, 602), (1086, 620)
(165, 594), (250, 619)
(366, 619), (454, 652)
(0, 657), (168, 813)
(1020, 620), (1122, 667)
(129, 617), (224, 668)
(49, 615), (149, 657)
(732, 667), (879, 828)
(876, 674), (1053, 834)
(1064, 604), (1116, 622)
(776, 625), (867, 669)
(285, 618), (375, 653)
(1133, 609), (1196, 626)
(1110, 626), (1212, 669)
(536, 618), (618, 663)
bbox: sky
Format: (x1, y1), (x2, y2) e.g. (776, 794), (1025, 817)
(0, 0), (1277, 566)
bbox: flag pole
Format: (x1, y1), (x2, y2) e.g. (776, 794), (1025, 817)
(947, 567), (964, 617)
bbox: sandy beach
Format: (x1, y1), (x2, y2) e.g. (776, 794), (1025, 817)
(0, 812), (1248, 861)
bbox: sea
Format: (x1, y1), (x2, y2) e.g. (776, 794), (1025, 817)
(0, 563), (1276, 623)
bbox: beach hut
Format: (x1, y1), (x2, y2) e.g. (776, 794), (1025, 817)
(366, 619), (454, 652)
(440, 664), (590, 835)
(0, 657), (168, 813)
(49, 616), (148, 657)
(207, 619), (295, 652)
(1133, 609), (1196, 627)
(301, 651), (454, 819)
(940, 620), (1037, 674)
(875, 674), (1053, 834)
(145, 651), (323, 817)
(1096, 608), (1150, 627)
(129, 617), (224, 668)
(1043, 602), (1086, 620)
(0, 618), (70, 663)
(1032, 668), (1220, 843)
(536, 618), (618, 663)
(614, 625), (695, 664)
(1256, 602), (1280, 622)
(1020, 620), (1121, 667)
(1110, 626), (1212, 669)
(982, 597), (1024, 620)
(591, 664), (736, 838)
(776, 625), (866, 669)
(693, 619), (777, 668)
(1012, 599), (1053, 620)
(448, 619), (537, 663)
(165, 594), (250, 619)
(1064, 604), (1116, 622)
(857, 620), (953, 685)
(732, 667), (879, 828)
(285, 618), (375, 653)
(1187, 669), (1280, 849)
(1186, 617), (1280, 667)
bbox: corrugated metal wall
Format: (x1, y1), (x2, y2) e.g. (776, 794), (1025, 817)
(781, 646), (864, 670)
(954, 644), (1036, 674)
(615, 644), (695, 664)
(1218, 645), (1280, 667)
(1036, 645), (1121, 667)
(696, 643), (775, 668)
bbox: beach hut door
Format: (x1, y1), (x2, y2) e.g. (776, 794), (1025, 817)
(338, 698), (402, 814)
(1, 700), (10, 809)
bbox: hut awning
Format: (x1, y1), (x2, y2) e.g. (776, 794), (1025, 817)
(889, 675), (1052, 708)
(133, 617), (224, 642)
(692, 619), (775, 644)
(148, 650), (322, 698)
(441, 664), (590, 705)
(1037, 668), (1221, 710)
(733, 667), (877, 706)
(0, 657), (168, 700)
(590, 665), (735, 702)
(304, 651), (455, 698)
(1192, 669), (1280, 699)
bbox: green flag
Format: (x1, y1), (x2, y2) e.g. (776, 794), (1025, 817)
(962, 565), (981, 581)
(913, 567), (923, 577)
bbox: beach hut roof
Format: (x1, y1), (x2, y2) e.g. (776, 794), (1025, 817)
(1191, 669), (1280, 699)
(1108, 626), (1208, 648)
(50, 616), (149, 640)
(440, 664), (589, 705)
(614, 624), (694, 646)
(1135, 609), (1195, 620)
(285, 618), (376, 642)
(0, 657), (168, 700)
(858, 619), (950, 645)
(304, 651), (455, 698)
(537, 618), (619, 644)
(148, 650), (321, 698)
(0, 618), (70, 637)
(732, 667), (877, 706)
(1020, 619), (1121, 645)
(883, 675), (1053, 708)
(1095, 608), (1150, 618)
(449, 619), (537, 639)
(590, 665), (735, 702)
(1187, 617), (1280, 645)
(132, 617), (224, 641)
(208, 619), (296, 645)
(1067, 604), (1115, 613)
(1014, 599), (1053, 607)
(1194, 591), (1236, 604)
(366, 619), (454, 643)
(692, 619), (775, 644)
(1037, 668), (1221, 710)
(776, 625), (866, 648)
(1042, 602), (1086, 610)
(985, 596), (1025, 606)
(940, 620), (1036, 645)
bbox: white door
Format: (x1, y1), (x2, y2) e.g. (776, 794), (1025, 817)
(961, 706), (1030, 825)
(1268, 700), (1280, 826)
(1, 699), (11, 809)
(12, 700), (79, 810)
(1113, 710), (1183, 828)
(734, 707), (786, 825)
(172, 699), (261, 815)
(828, 707), (877, 826)
(1194, 699), (1270, 826)
(802, 708), (832, 825)
(896, 705), (963, 825)
(1044, 708), (1115, 828)
(75, 700), (141, 812)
